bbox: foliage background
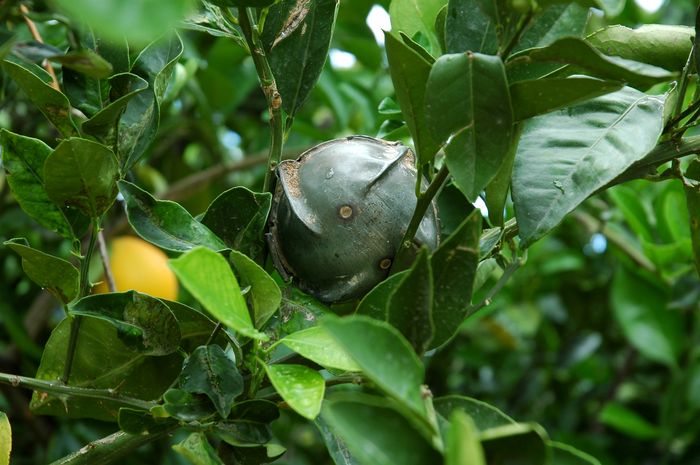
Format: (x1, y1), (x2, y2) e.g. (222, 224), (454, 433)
(0, 0), (699, 464)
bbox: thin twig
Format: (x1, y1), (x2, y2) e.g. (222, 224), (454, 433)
(19, 4), (60, 90)
(466, 258), (523, 317)
(97, 230), (116, 292)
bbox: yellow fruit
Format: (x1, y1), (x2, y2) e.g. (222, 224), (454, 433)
(93, 236), (178, 301)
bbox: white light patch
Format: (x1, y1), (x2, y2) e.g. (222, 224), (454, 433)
(635, 0), (663, 12)
(366, 5), (391, 46)
(329, 49), (357, 69)
(473, 197), (489, 217)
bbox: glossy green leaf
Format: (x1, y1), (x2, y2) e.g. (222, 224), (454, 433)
(684, 159), (700, 276)
(30, 316), (182, 421)
(512, 86), (665, 247)
(608, 185), (654, 242)
(322, 316), (426, 418)
(165, 300), (226, 352)
(445, 0), (498, 55)
(1, 59), (78, 137)
(70, 291), (181, 356)
(610, 267), (684, 366)
(387, 247), (434, 354)
(163, 389), (215, 422)
(201, 187), (272, 259)
(119, 34), (183, 170)
(179, 345), (243, 418)
(511, 77), (624, 121)
(280, 325), (361, 372)
(118, 180), (227, 252)
(169, 247), (266, 340)
(173, 432), (225, 465)
(426, 52), (514, 201)
(322, 392), (441, 465)
(435, 5), (447, 53)
(446, 410), (485, 465)
(315, 416), (361, 465)
(265, 364), (324, 420)
(0, 411), (10, 465)
(587, 25), (694, 72)
(515, 3), (589, 52)
(0, 130), (75, 238)
(507, 38), (674, 89)
(82, 73), (149, 141)
(389, 0), (445, 55)
(355, 271), (407, 320)
(214, 420), (272, 447)
(599, 402), (660, 439)
(262, 0), (339, 116)
(44, 138), (119, 217)
(49, 49), (113, 78)
(481, 423), (549, 465)
(550, 442), (602, 465)
(434, 395), (515, 430)
(430, 211), (481, 348)
(54, 0), (193, 45)
(229, 250), (281, 329)
(4, 238), (79, 303)
(484, 124), (521, 227)
(385, 31), (439, 164)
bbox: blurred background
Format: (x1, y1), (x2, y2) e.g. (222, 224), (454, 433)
(1, 0), (699, 463)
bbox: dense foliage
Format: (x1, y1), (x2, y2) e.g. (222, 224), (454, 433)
(1, 0), (699, 464)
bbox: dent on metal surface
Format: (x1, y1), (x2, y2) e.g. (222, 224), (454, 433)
(268, 135), (439, 303)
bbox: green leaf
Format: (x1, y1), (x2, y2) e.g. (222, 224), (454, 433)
(173, 432), (225, 465)
(607, 185), (654, 242)
(315, 416), (361, 465)
(484, 124), (520, 227)
(0, 130), (75, 238)
(355, 271), (407, 320)
(386, 247), (434, 354)
(201, 187), (272, 259)
(599, 402), (660, 439)
(445, 0), (498, 55)
(118, 180), (227, 252)
(169, 247), (267, 340)
(264, 364), (324, 420)
(166, 300), (226, 352)
(389, 0), (445, 55)
(163, 389), (215, 422)
(208, 0), (275, 6)
(586, 25), (694, 72)
(434, 395), (516, 430)
(49, 49), (113, 78)
(262, 0), (339, 116)
(179, 345), (244, 419)
(118, 408), (176, 435)
(446, 410), (485, 465)
(481, 423), (549, 465)
(610, 267), (683, 367)
(119, 34), (183, 170)
(30, 317), (182, 421)
(229, 250), (281, 329)
(322, 392), (441, 465)
(70, 291), (181, 356)
(54, 0), (194, 46)
(280, 325), (361, 372)
(510, 77), (624, 121)
(507, 38), (674, 89)
(512, 86), (665, 247)
(214, 420), (272, 447)
(684, 159), (700, 276)
(4, 238), (79, 303)
(425, 52), (514, 201)
(1, 59), (78, 137)
(385, 31), (439, 164)
(322, 316), (426, 418)
(515, 3), (590, 52)
(44, 138), (119, 217)
(82, 73), (150, 142)
(430, 211), (481, 348)
(549, 442), (602, 465)
(0, 411), (10, 465)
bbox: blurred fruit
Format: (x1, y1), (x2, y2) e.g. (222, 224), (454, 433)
(93, 236), (178, 300)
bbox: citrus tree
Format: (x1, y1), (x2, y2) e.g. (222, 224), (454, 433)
(0, 0), (699, 464)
